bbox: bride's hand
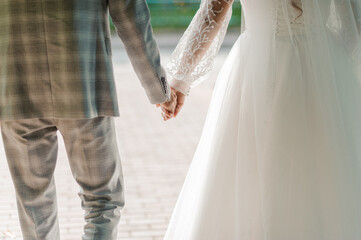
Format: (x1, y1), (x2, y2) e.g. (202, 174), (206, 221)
(162, 88), (186, 120)
(157, 89), (177, 121)
(173, 89), (186, 118)
(157, 88), (186, 120)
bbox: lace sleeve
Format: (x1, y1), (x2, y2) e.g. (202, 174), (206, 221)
(166, 0), (234, 95)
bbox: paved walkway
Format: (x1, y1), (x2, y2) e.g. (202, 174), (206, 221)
(0, 32), (238, 240)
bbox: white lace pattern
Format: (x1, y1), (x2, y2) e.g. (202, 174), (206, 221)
(166, 0), (233, 95)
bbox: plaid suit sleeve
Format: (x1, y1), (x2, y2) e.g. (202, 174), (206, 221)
(109, 0), (171, 104)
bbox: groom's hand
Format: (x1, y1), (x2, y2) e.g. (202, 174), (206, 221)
(156, 90), (177, 121)
(157, 88), (186, 120)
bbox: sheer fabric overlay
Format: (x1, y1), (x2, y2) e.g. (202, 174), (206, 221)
(166, 0), (233, 95)
(165, 0), (361, 239)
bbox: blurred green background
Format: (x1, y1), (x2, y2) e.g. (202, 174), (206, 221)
(110, 0), (242, 31)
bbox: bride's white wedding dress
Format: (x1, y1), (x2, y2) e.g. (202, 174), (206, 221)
(165, 0), (361, 239)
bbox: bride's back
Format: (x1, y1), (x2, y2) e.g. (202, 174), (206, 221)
(240, 0), (332, 34)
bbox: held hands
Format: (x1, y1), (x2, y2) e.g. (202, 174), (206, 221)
(156, 88), (186, 121)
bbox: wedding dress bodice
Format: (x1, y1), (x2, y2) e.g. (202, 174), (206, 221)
(241, 0), (315, 36)
(275, 0), (306, 36)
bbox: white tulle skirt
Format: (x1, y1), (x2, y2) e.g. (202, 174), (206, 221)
(164, 30), (361, 240)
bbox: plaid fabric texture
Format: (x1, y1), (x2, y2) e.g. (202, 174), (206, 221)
(1, 116), (124, 239)
(0, 0), (171, 120)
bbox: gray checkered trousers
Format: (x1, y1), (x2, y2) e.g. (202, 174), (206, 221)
(0, 0), (171, 239)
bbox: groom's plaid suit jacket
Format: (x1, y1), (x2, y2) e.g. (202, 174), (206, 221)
(0, 0), (170, 120)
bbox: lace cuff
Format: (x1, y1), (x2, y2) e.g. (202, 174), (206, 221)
(170, 79), (192, 95)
